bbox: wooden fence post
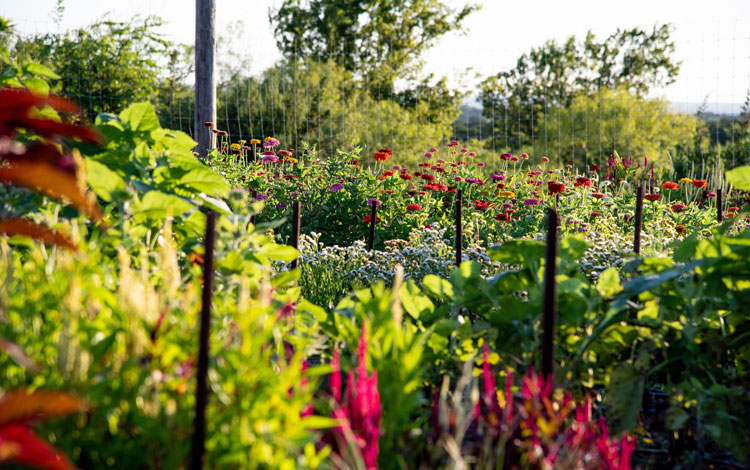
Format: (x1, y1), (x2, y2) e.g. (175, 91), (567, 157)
(634, 185), (643, 255)
(455, 190), (463, 268)
(291, 201), (301, 269)
(367, 203), (377, 251)
(191, 210), (217, 470)
(542, 207), (558, 379)
(194, 0), (216, 158)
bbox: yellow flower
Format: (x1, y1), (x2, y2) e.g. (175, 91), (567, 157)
(264, 136), (276, 141)
(230, 143), (241, 150)
(284, 157), (298, 164)
(250, 139), (261, 145)
(727, 211), (737, 218)
(678, 177), (692, 184)
(239, 139), (246, 144)
(499, 190), (515, 198)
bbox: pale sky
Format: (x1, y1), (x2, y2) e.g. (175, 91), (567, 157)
(4, 0), (750, 110)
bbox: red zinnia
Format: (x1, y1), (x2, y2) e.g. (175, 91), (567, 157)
(691, 179), (707, 188)
(378, 148), (393, 156)
(675, 224), (686, 235)
(374, 152), (390, 162)
(575, 176), (592, 187)
(406, 204), (421, 211)
(399, 173), (413, 181)
(363, 215), (380, 224)
(495, 213), (510, 222)
(644, 193), (662, 202)
(671, 203), (687, 213)
(547, 181), (565, 194)
(662, 181), (679, 190)
(591, 192), (605, 199)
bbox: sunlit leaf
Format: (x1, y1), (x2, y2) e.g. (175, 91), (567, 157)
(0, 218), (77, 251)
(0, 161), (103, 221)
(0, 390), (85, 425)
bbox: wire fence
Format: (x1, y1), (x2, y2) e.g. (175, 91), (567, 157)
(9, 16), (750, 170)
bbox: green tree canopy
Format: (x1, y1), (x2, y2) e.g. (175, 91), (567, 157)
(269, 0), (478, 83)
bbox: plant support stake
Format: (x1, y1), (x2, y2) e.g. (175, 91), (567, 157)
(194, 0), (216, 157)
(367, 203), (377, 251)
(634, 185), (643, 255)
(291, 201), (301, 269)
(455, 190), (463, 268)
(717, 188), (723, 223)
(542, 207), (558, 379)
(191, 210), (217, 470)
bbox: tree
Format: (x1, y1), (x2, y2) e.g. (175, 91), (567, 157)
(481, 25), (680, 150)
(10, 16), (173, 122)
(269, 0), (478, 84)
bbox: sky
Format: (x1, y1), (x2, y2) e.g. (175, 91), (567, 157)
(3, 0), (750, 112)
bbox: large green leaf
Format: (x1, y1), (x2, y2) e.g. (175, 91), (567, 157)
(726, 166), (750, 191)
(134, 191), (194, 220)
(120, 102), (160, 133)
(86, 158), (125, 202)
(23, 63), (61, 80)
(177, 167), (231, 198)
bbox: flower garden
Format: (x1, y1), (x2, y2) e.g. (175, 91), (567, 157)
(3, 55), (750, 470)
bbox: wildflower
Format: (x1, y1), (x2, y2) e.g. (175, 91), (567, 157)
(262, 154), (279, 163)
(511, 156), (519, 162)
(478, 162), (486, 167)
(366, 198), (382, 207)
(374, 151), (390, 162)
(278, 149), (292, 157)
(255, 193), (269, 201)
(729, 206), (740, 211)
(469, 152), (477, 157)
(399, 173), (413, 181)
(230, 143), (241, 151)
(349, 159), (359, 166)
(329, 183), (344, 192)
(363, 214), (380, 224)
(644, 193), (661, 202)
(424, 152), (433, 159)
(203, 122), (214, 127)
(575, 176), (592, 187)
(382, 171), (395, 177)
(460, 148), (468, 153)
(429, 147), (437, 152)
(499, 191), (515, 198)
(590, 164), (600, 171)
(691, 179), (707, 188)
(496, 183), (505, 190)
(263, 137), (280, 148)
(250, 138), (261, 145)
(501, 153), (512, 160)
(496, 213), (510, 221)
(392, 165), (402, 170)
(421, 174), (435, 182)
(491, 174), (504, 181)
(275, 202), (287, 210)
(378, 148), (393, 156)
(671, 203), (687, 213)
(520, 153), (529, 160)
(675, 224), (686, 235)
(523, 198), (540, 206)
(662, 181), (679, 190)
(678, 177), (692, 184)
(454, 176), (463, 182)
(541, 156), (550, 163)
(590, 211), (601, 218)
(707, 192), (716, 198)
(406, 203), (422, 211)
(548, 181), (565, 194)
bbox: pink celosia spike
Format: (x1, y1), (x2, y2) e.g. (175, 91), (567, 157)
(504, 370), (514, 424)
(331, 349), (341, 403)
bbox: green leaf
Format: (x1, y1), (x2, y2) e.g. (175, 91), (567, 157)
(399, 280), (434, 320)
(422, 274), (453, 300)
(300, 416), (340, 429)
(726, 166), (750, 191)
(134, 191), (194, 220)
(197, 193), (232, 214)
(120, 102), (160, 133)
(86, 158), (125, 202)
(22, 77), (49, 96)
(560, 235), (589, 261)
(596, 268), (622, 297)
(23, 63), (60, 80)
(258, 244), (299, 262)
(605, 363), (645, 432)
(177, 167), (231, 198)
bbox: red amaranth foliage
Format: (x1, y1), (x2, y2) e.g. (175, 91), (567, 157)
(430, 348), (636, 470)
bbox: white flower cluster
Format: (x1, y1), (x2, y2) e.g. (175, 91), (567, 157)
(297, 226), (503, 288)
